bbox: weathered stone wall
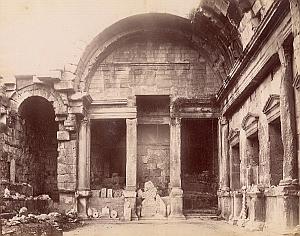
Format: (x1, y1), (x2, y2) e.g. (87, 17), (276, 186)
(238, 0), (274, 49)
(137, 124), (170, 196)
(57, 140), (77, 192)
(228, 65), (282, 187)
(15, 97), (59, 200)
(88, 38), (221, 99)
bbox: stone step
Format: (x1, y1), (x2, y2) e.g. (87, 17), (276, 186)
(183, 209), (219, 220)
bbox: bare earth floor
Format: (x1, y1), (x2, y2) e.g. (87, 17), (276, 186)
(64, 220), (280, 236)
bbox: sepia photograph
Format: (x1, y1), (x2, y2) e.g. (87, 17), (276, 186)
(0, 0), (300, 235)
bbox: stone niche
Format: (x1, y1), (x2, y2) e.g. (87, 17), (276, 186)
(90, 119), (126, 190)
(137, 96), (170, 196)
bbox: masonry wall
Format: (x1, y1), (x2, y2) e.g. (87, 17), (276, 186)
(228, 64), (282, 187)
(88, 37), (222, 99)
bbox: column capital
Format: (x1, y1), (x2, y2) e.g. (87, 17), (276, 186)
(81, 117), (90, 125)
(170, 117), (181, 126)
(126, 117), (137, 124)
(219, 116), (228, 125)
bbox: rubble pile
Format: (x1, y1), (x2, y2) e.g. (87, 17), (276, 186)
(1, 208), (81, 235)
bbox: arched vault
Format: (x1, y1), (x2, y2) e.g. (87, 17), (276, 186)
(75, 12), (243, 92)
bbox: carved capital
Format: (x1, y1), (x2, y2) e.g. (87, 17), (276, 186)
(219, 116), (228, 126)
(170, 117), (181, 126)
(81, 117), (89, 126)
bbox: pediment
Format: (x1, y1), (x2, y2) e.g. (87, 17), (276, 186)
(228, 128), (240, 146)
(241, 113), (259, 137)
(242, 113), (258, 130)
(262, 94), (280, 123)
(262, 94), (280, 115)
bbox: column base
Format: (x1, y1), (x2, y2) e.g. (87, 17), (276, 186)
(217, 189), (231, 220)
(76, 190), (91, 218)
(169, 187), (185, 219)
(123, 190), (138, 221)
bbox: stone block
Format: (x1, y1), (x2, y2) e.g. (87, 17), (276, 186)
(57, 131), (70, 141)
(57, 173), (76, 183)
(107, 189), (113, 198)
(57, 163), (76, 175)
(54, 80), (74, 91)
(101, 188), (107, 198)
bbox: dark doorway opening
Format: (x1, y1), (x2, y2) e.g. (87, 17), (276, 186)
(18, 96), (58, 201)
(181, 118), (218, 212)
(90, 119), (126, 190)
(269, 117), (283, 186)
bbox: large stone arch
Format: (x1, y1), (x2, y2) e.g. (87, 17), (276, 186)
(75, 13), (238, 92)
(10, 83), (68, 117)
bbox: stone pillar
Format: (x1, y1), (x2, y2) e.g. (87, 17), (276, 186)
(218, 117), (231, 219)
(221, 117), (230, 190)
(124, 118), (138, 220)
(77, 117), (91, 218)
(278, 46), (298, 184)
(169, 117), (185, 219)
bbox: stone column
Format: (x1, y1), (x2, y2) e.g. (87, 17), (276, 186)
(278, 46), (298, 184)
(124, 118), (138, 220)
(221, 117), (230, 190)
(169, 117), (185, 219)
(277, 45), (299, 231)
(77, 117), (91, 218)
(218, 117), (231, 219)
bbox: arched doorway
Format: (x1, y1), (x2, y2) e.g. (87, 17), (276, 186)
(18, 96), (59, 201)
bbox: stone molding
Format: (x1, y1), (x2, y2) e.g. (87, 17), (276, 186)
(228, 128), (240, 147)
(262, 94), (280, 123)
(10, 83), (67, 116)
(293, 74), (300, 89)
(241, 113), (259, 137)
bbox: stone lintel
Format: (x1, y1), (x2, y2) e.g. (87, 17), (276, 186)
(88, 107), (137, 119)
(91, 98), (128, 106)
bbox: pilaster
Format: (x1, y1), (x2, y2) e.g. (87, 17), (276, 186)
(278, 45), (298, 183)
(125, 118), (138, 220)
(77, 117), (91, 218)
(169, 117), (185, 219)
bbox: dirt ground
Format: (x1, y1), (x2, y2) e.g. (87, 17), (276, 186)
(63, 219), (280, 236)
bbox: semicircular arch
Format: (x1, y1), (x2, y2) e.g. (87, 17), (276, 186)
(10, 84), (67, 116)
(75, 13), (237, 92)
